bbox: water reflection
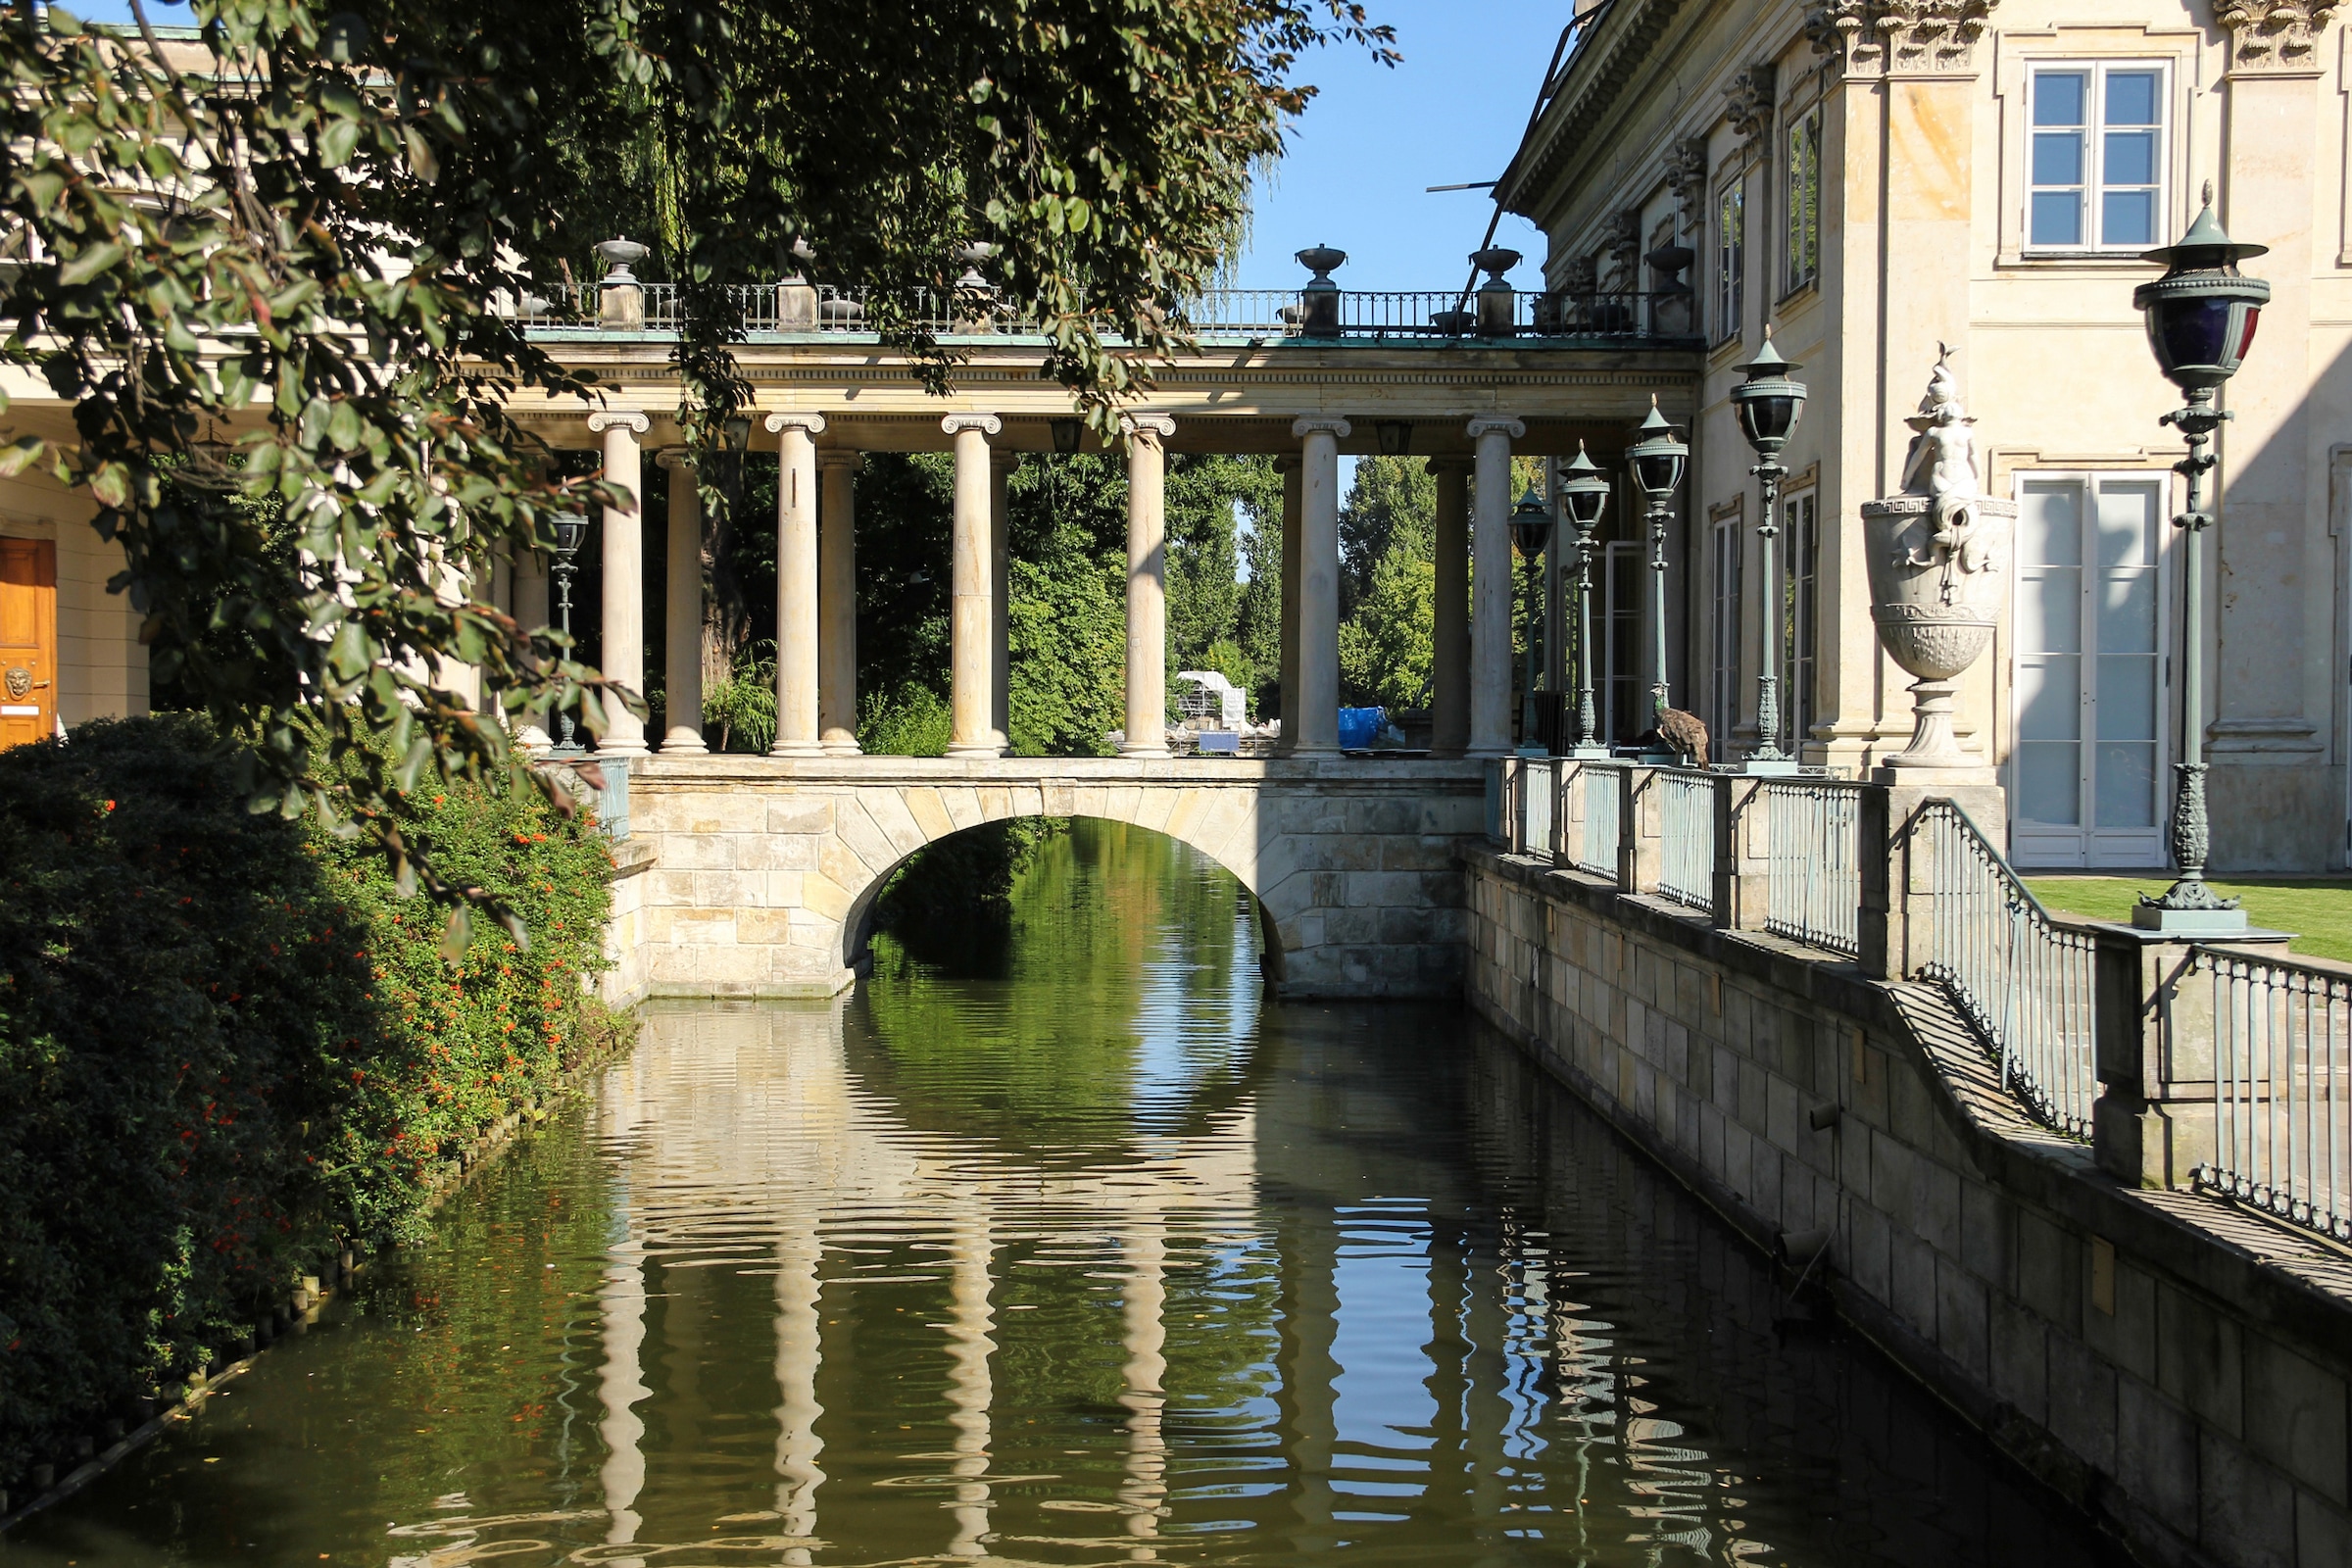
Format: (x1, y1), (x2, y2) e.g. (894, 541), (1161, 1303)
(2, 821), (2120, 1567)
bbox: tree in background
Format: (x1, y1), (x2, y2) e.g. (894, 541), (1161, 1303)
(1338, 457), (1435, 710)
(1167, 455), (1282, 712)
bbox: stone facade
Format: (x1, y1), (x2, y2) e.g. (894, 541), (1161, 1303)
(606, 756), (1488, 1004)
(1467, 844), (2352, 1568)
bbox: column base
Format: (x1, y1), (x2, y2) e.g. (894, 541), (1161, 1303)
(1289, 743), (1343, 760)
(1118, 742), (1171, 758)
(945, 742), (1007, 759)
(1463, 746), (1511, 760)
(595, 740), (651, 759)
(821, 738), (863, 758)
(767, 741), (827, 759)
(661, 730), (710, 756)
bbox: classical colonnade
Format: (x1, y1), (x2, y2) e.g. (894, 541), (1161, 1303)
(571, 410), (1545, 761)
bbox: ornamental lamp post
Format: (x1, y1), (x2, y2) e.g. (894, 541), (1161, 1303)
(2131, 185), (2270, 934)
(1512, 484), (1554, 754)
(1728, 324), (1809, 774)
(1626, 396), (1689, 756)
(1557, 442), (1613, 757)
(549, 511), (591, 756)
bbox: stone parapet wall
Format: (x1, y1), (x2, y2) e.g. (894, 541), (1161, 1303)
(604, 755), (1488, 1003)
(1465, 844), (2352, 1568)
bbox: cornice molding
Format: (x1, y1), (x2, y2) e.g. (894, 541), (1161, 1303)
(1805, 0), (2000, 78)
(1497, 0), (1692, 220)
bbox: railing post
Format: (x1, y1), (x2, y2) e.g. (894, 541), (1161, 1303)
(1560, 760), (1586, 868)
(1713, 775), (1767, 930)
(1485, 759), (1505, 845)
(1547, 760), (1568, 865)
(1856, 783), (1895, 979)
(2091, 931), (2214, 1189)
(1623, 765), (1661, 895)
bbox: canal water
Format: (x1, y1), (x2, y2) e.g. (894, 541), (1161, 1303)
(5, 820), (2123, 1567)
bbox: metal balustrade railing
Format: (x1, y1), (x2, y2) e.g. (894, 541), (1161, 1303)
(1657, 769), (1715, 912)
(1517, 760), (1555, 858)
(1763, 777), (1863, 957)
(510, 282), (1696, 343)
(2191, 948), (2352, 1242)
(1916, 802), (2098, 1139)
(1574, 763), (1625, 881)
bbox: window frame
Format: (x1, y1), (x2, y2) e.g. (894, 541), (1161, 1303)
(1782, 488), (1819, 760)
(1714, 174), (1746, 346)
(1783, 105), (1822, 298)
(2022, 59), (2171, 257)
(1709, 507), (1743, 762)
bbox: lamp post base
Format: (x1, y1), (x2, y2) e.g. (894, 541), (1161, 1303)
(2130, 904), (2250, 935)
(1728, 757), (1803, 776)
(1563, 745), (1613, 760)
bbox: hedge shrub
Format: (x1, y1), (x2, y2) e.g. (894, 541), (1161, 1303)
(0, 715), (623, 1485)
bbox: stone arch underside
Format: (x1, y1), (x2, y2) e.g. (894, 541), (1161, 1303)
(619, 762), (1488, 1004)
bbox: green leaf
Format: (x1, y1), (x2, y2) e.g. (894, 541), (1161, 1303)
(58, 241), (125, 288)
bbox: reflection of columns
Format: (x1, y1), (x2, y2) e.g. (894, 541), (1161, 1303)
(657, 451), (707, 753)
(1291, 416), (1349, 758)
(767, 413), (827, 757)
(772, 1227), (825, 1563)
(1121, 414), (1176, 758)
(1272, 1216), (1340, 1555)
(1467, 416), (1526, 758)
(1119, 1217), (1169, 1560)
(587, 410), (651, 756)
(944, 1210), (996, 1558)
(990, 451), (1014, 752)
(817, 451), (861, 755)
(1429, 457), (1471, 757)
(514, 549), (552, 749)
(598, 1228), (651, 1562)
(943, 415), (1005, 758)
(1276, 456), (1301, 755)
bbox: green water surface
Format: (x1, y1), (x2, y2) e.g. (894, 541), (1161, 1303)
(3, 820), (2123, 1567)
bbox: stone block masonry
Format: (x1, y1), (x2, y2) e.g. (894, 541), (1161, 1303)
(603, 755), (1489, 1003)
(1466, 844), (2352, 1568)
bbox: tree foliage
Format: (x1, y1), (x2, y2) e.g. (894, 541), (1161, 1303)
(0, 0), (1390, 905)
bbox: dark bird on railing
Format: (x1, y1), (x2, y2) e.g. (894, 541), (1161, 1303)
(1652, 708), (1710, 768)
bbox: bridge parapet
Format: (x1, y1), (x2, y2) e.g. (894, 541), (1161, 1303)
(607, 755), (1488, 1003)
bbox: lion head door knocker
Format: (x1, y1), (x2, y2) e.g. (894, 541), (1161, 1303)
(4, 666), (31, 702)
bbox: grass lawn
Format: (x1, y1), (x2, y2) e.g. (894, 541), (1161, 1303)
(2023, 876), (2352, 964)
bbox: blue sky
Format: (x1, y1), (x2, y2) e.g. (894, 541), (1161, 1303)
(68, 1), (1565, 291)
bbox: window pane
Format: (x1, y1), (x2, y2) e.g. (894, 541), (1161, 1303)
(2105, 71), (2159, 126)
(2097, 572), (2155, 655)
(2102, 189), (2156, 247)
(2034, 131), (2084, 186)
(2034, 71), (2087, 126)
(2019, 741), (2082, 825)
(2095, 482), (2160, 567)
(2020, 482), (2084, 565)
(2096, 653), (2156, 739)
(2095, 742), (2156, 828)
(2104, 128), (2156, 187)
(2019, 654), (2082, 738)
(2024, 570), (2083, 655)
(2032, 192), (2083, 246)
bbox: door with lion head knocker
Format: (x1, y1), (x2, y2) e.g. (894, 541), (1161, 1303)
(0, 538), (57, 750)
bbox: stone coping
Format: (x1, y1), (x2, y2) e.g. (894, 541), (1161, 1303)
(620, 754), (1493, 787)
(1466, 843), (2352, 1365)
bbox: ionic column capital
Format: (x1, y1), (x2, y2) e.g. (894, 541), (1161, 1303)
(655, 447), (695, 472)
(586, 410), (651, 435)
(765, 412), (829, 436)
(1466, 416), (1526, 441)
(816, 448), (860, 471)
(1292, 416), (1352, 441)
(941, 413), (1003, 437)
(1119, 413), (1177, 441)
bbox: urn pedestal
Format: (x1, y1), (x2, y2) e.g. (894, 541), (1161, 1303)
(1863, 494), (2015, 790)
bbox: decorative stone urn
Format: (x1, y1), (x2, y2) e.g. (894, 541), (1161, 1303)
(1866, 347), (2012, 783)
(596, 236), (648, 329)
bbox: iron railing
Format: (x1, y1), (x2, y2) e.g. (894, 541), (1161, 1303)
(1517, 760), (1556, 858)
(1916, 802), (2097, 1139)
(513, 283), (1698, 343)
(1575, 763), (1625, 881)
(1763, 777), (1864, 957)
(2190, 947), (2352, 1242)
(1657, 769), (1715, 913)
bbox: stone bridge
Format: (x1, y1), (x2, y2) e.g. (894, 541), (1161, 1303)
(604, 756), (1489, 1003)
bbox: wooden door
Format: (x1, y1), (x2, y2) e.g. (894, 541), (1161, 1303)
(0, 537), (57, 750)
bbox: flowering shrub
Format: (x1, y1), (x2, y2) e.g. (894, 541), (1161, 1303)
(0, 715), (621, 1484)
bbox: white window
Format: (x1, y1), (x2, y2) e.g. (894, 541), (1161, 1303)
(1716, 180), (1744, 344)
(1785, 108), (1821, 293)
(2011, 473), (2171, 867)
(1602, 539), (1643, 746)
(1783, 490), (1819, 758)
(1710, 514), (1742, 762)
(2027, 63), (2166, 252)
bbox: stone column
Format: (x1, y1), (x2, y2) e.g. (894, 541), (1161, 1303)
(1291, 416), (1350, 758)
(657, 451), (707, 754)
(817, 450), (861, 756)
(587, 410), (651, 757)
(1467, 416), (1526, 758)
(1429, 457), (1472, 756)
(766, 412), (827, 757)
(942, 414), (1004, 757)
(990, 450), (1015, 752)
(513, 548), (552, 749)
(1276, 455), (1302, 755)
(1121, 414), (1176, 757)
